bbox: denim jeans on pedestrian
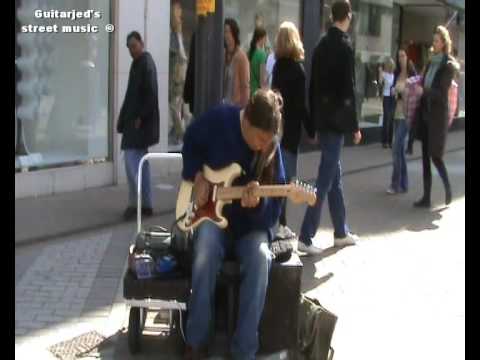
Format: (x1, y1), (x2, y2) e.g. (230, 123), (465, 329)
(124, 148), (152, 209)
(382, 96), (395, 146)
(186, 221), (272, 360)
(299, 132), (349, 245)
(390, 119), (409, 192)
(279, 147), (298, 227)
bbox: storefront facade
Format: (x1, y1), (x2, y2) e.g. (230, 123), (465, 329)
(15, 0), (465, 199)
(15, 0), (172, 198)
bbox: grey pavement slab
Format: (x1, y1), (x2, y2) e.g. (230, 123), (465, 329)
(15, 174), (180, 245)
(15, 230), (112, 345)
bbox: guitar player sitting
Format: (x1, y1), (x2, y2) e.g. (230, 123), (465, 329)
(181, 89), (286, 360)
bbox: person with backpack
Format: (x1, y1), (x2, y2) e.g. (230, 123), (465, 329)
(413, 25), (460, 208)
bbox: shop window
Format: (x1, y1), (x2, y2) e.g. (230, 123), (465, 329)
(15, 0), (112, 171)
(224, 0), (302, 56)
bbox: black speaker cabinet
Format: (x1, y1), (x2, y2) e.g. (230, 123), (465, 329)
(214, 253), (303, 354)
(259, 253), (303, 354)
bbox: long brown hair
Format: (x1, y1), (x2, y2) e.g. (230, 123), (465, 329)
(434, 25), (452, 56)
(248, 26), (267, 61)
(244, 89), (283, 184)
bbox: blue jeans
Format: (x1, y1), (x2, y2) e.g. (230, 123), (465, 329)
(299, 132), (349, 245)
(124, 149), (152, 208)
(186, 221), (272, 360)
(382, 96), (395, 146)
(279, 147), (298, 226)
(390, 119), (409, 192)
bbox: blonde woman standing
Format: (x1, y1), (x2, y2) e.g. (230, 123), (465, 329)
(414, 26), (459, 208)
(271, 21), (316, 239)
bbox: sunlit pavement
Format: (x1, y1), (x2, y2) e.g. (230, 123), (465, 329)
(15, 147), (465, 360)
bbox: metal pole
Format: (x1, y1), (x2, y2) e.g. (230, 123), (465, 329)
(137, 153), (182, 234)
(445, 10), (458, 28)
(302, 0), (323, 110)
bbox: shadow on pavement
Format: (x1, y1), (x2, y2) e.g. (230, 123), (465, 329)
(405, 208), (444, 232)
(105, 328), (185, 360)
(300, 255), (335, 293)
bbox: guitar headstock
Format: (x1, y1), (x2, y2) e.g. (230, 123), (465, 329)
(288, 180), (317, 206)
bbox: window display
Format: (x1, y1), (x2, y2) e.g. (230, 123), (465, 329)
(15, 0), (111, 170)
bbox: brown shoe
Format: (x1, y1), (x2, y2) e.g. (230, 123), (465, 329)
(184, 345), (208, 360)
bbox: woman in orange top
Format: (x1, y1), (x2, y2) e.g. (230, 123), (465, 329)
(223, 18), (250, 108)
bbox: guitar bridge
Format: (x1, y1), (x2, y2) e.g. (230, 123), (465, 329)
(185, 202), (195, 226)
(212, 184), (218, 202)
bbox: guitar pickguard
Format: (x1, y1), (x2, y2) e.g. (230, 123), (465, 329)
(189, 188), (224, 227)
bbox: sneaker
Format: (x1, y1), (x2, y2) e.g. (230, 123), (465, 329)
(123, 206), (137, 221)
(386, 187), (397, 195)
(297, 241), (323, 255)
(278, 225), (296, 239)
(334, 233), (359, 247)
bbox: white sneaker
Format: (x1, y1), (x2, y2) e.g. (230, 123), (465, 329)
(297, 241), (323, 255)
(278, 225), (296, 239)
(386, 187), (397, 195)
(334, 233), (359, 247)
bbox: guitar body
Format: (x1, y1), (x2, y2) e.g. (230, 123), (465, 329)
(176, 163), (243, 232)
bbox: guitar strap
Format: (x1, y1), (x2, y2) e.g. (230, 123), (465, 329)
(251, 136), (279, 181)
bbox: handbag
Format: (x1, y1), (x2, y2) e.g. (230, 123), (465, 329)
(298, 294), (337, 360)
(448, 80), (458, 127)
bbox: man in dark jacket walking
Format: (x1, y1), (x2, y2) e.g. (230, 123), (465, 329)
(298, 0), (362, 255)
(117, 31), (160, 220)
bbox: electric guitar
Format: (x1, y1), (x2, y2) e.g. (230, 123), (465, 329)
(175, 163), (317, 232)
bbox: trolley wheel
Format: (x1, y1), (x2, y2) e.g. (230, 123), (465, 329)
(128, 307), (145, 354)
(172, 309), (188, 335)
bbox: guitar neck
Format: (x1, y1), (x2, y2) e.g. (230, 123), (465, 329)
(216, 185), (291, 201)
